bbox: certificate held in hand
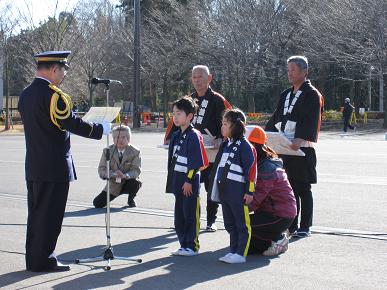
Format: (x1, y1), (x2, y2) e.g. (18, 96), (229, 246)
(266, 132), (305, 156)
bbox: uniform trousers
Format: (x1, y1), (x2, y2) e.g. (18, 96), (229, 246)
(288, 180), (313, 233)
(282, 148), (316, 233)
(93, 178), (141, 208)
(174, 194), (200, 251)
(343, 116), (354, 132)
(26, 181), (69, 271)
(221, 194), (251, 257)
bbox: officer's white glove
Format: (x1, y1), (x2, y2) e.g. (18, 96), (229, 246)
(102, 122), (111, 135)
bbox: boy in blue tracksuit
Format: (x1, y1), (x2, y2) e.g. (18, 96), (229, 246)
(166, 96), (209, 256)
(210, 109), (257, 263)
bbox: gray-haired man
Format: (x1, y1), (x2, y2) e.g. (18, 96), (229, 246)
(93, 125), (142, 208)
(164, 65), (232, 231)
(266, 56), (324, 238)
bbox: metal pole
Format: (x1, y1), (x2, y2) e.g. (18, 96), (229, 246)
(105, 85), (111, 248)
(0, 30), (4, 113)
(133, 0), (141, 128)
(368, 66), (373, 110)
(4, 38), (9, 130)
(379, 68), (384, 112)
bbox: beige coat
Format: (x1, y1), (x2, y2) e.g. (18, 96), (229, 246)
(98, 144), (141, 196)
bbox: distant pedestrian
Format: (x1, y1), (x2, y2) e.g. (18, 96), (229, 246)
(343, 98), (355, 132)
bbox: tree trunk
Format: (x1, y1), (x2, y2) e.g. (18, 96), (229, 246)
(162, 74), (169, 128)
(4, 48), (9, 130)
(88, 83), (93, 107)
(379, 68), (384, 112)
(382, 69), (387, 128)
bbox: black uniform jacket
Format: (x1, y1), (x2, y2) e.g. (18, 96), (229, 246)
(265, 80), (324, 184)
(18, 78), (103, 182)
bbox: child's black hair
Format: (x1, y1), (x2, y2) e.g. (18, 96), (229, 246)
(223, 108), (246, 140)
(172, 96), (198, 116)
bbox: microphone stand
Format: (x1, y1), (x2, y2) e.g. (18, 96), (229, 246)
(75, 82), (142, 270)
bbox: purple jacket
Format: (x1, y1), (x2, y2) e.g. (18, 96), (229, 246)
(249, 157), (297, 218)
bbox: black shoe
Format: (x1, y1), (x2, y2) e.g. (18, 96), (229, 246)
(46, 264), (71, 272)
(127, 200), (136, 208)
(205, 223), (217, 232)
(28, 263), (71, 272)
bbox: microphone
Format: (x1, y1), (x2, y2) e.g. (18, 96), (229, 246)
(91, 77), (122, 85)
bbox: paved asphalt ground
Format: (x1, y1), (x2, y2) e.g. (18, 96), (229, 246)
(0, 129), (386, 289)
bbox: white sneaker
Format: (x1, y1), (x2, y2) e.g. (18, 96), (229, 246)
(221, 253), (246, 264)
(179, 248), (198, 256)
(218, 252), (233, 262)
(171, 248), (186, 256)
(262, 235), (289, 256)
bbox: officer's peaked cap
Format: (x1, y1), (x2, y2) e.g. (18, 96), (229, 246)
(34, 50), (71, 69)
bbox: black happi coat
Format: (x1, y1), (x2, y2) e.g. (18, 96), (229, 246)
(191, 88), (231, 138)
(266, 80), (324, 183)
(165, 88), (231, 141)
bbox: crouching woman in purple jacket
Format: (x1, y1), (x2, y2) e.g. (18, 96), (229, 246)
(246, 126), (297, 256)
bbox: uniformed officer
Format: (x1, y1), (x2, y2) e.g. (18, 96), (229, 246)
(18, 50), (111, 272)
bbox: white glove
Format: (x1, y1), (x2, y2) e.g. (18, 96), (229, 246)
(102, 122), (111, 135)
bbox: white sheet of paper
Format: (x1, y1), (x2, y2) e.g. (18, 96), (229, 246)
(202, 133), (215, 147)
(82, 107), (121, 123)
(266, 132), (305, 156)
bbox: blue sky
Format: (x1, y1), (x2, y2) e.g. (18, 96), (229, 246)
(5, 0), (79, 28)
(3, 0), (119, 30)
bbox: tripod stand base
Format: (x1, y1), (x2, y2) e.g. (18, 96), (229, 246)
(75, 247), (142, 270)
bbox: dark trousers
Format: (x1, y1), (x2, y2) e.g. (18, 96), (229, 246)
(343, 116), (354, 132)
(174, 194), (200, 251)
(26, 181), (69, 271)
(248, 211), (294, 254)
(202, 164), (219, 225)
(289, 179), (313, 232)
(93, 178), (141, 208)
(221, 200), (251, 257)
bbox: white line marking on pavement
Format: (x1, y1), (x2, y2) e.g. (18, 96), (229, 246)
(1, 192), (386, 240)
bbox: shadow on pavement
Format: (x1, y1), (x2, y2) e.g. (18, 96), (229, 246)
(0, 231), (177, 289)
(52, 232), (272, 289)
(0, 270), (41, 289)
(64, 207), (126, 218)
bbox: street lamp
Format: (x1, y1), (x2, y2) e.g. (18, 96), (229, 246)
(132, 0), (141, 128)
(116, 0), (141, 128)
(368, 65), (374, 110)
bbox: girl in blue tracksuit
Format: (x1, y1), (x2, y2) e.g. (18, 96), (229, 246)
(210, 109), (257, 264)
(167, 96), (209, 257)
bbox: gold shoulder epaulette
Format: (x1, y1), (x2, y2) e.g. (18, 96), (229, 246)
(49, 84), (73, 130)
